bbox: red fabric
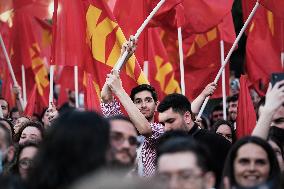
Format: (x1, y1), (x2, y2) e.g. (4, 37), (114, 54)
(147, 28), (181, 100)
(114, 1), (181, 99)
(259, 0), (284, 19)
(51, 0), (88, 67)
(84, 73), (101, 112)
(24, 83), (37, 116)
(182, 0), (233, 34)
(10, 9), (50, 109)
(113, 0), (146, 66)
(236, 75), (257, 138)
(245, 6), (283, 95)
(183, 28), (231, 101)
(84, 0), (149, 97)
(218, 13), (236, 44)
(148, 0), (185, 30)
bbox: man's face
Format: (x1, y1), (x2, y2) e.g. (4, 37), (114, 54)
(271, 106), (284, 129)
(0, 99), (9, 118)
(158, 108), (191, 132)
(211, 110), (224, 123)
(157, 152), (214, 189)
(109, 119), (138, 167)
(228, 101), (238, 122)
(133, 90), (157, 121)
(234, 143), (270, 188)
(0, 128), (8, 162)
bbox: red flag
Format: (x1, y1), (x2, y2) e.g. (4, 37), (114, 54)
(84, 73), (101, 112)
(51, 0), (88, 67)
(184, 27), (231, 101)
(245, 6), (283, 95)
(259, 0), (284, 19)
(236, 75), (256, 138)
(147, 28), (181, 99)
(85, 0), (149, 96)
(10, 9), (50, 108)
(24, 84), (37, 116)
(182, 0), (233, 34)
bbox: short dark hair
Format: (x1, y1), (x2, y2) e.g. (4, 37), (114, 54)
(0, 118), (15, 137)
(222, 136), (281, 188)
(157, 130), (212, 172)
(130, 84), (158, 102)
(227, 94), (239, 103)
(0, 97), (9, 111)
(212, 105), (223, 113)
(0, 123), (13, 147)
(157, 93), (192, 115)
(26, 111), (110, 189)
(107, 115), (138, 135)
(107, 115), (133, 124)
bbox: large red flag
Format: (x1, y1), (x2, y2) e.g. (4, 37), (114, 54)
(114, 1), (181, 99)
(84, 0), (149, 97)
(236, 75), (256, 138)
(183, 27), (231, 101)
(51, 0), (88, 67)
(147, 28), (181, 100)
(11, 8), (50, 110)
(259, 0), (284, 19)
(245, 6), (283, 95)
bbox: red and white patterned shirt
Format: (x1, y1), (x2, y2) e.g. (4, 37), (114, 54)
(101, 98), (164, 177)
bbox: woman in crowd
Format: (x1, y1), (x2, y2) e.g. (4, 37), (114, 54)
(267, 136), (284, 172)
(222, 136), (281, 189)
(14, 121), (44, 145)
(13, 142), (39, 180)
(213, 120), (236, 144)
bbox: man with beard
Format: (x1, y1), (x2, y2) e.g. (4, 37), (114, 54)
(107, 115), (138, 174)
(227, 94), (238, 125)
(0, 123), (15, 175)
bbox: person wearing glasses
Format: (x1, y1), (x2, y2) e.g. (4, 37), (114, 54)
(14, 142), (39, 180)
(156, 131), (215, 189)
(107, 115), (138, 174)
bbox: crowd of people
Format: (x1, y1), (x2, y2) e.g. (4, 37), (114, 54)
(0, 39), (284, 189)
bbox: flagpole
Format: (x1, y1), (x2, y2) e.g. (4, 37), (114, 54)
(21, 65), (27, 108)
(197, 1), (260, 119)
(178, 27), (185, 95)
(220, 40), (227, 120)
(113, 0), (166, 71)
(143, 61), (149, 79)
(49, 65), (55, 107)
(74, 65), (79, 108)
(0, 33), (24, 110)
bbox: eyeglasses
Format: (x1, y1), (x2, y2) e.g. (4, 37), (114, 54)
(157, 170), (204, 184)
(19, 158), (34, 169)
(110, 131), (138, 146)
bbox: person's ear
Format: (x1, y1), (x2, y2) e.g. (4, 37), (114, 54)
(155, 101), (160, 111)
(204, 171), (216, 189)
(184, 111), (192, 124)
(7, 146), (15, 162)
